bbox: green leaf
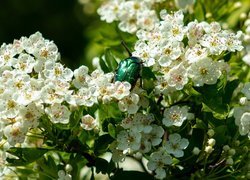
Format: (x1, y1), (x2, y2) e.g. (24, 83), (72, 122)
(108, 123), (116, 139)
(142, 67), (156, 80)
(7, 148), (48, 166)
(94, 134), (114, 155)
(104, 48), (118, 72)
(97, 103), (122, 122)
(95, 158), (109, 174)
(214, 125), (228, 144)
(37, 155), (58, 179)
(111, 170), (154, 180)
(193, 118), (207, 130)
(202, 103), (229, 120)
(100, 56), (110, 73)
(194, 2), (205, 21)
(184, 85), (201, 97)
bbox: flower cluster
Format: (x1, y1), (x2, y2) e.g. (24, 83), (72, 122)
(133, 11), (243, 94)
(241, 14), (250, 66)
(0, 32), (147, 148)
(97, 0), (163, 33)
(110, 112), (190, 179)
(234, 83), (250, 139)
(0, 32), (66, 146)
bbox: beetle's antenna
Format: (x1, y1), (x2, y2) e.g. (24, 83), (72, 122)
(121, 41), (132, 57)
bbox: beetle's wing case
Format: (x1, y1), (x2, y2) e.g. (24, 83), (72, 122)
(115, 57), (141, 87)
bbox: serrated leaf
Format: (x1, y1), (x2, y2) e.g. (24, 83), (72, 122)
(104, 48), (118, 72)
(7, 148), (48, 166)
(202, 103), (229, 120)
(94, 134), (114, 155)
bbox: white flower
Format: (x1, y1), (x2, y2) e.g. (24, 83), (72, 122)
(241, 83), (250, 100)
(3, 122), (28, 146)
(117, 130), (141, 151)
(97, 0), (124, 23)
(164, 133), (189, 157)
(158, 40), (183, 67)
(200, 33), (226, 55)
(118, 93), (140, 114)
(222, 31), (243, 52)
(66, 86), (98, 107)
(80, 114), (98, 131)
(45, 103), (71, 124)
(185, 44), (208, 63)
(0, 90), (21, 119)
(160, 10), (186, 41)
(72, 65), (90, 89)
(166, 64), (188, 90)
(237, 111), (250, 139)
(133, 41), (155, 67)
(147, 149), (172, 179)
(43, 62), (73, 82)
(186, 20), (204, 46)
(19, 103), (44, 128)
(132, 113), (154, 133)
(118, 14), (138, 33)
(0, 43), (18, 67)
(13, 53), (36, 73)
(162, 105), (190, 127)
(40, 83), (65, 104)
(136, 9), (158, 31)
(188, 57), (221, 86)
(112, 81), (131, 100)
(148, 125), (164, 146)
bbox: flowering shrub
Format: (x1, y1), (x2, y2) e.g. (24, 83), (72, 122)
(0, 0), (250, 179)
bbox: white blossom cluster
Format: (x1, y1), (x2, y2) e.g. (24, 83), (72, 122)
(242, 14), (250, 65)
(0, 32), (148, 148)
(110, 111), (191, 179)
(97, 0), (164, 33)
(133, 10), (243, 94)
(233, 83), (250, 139)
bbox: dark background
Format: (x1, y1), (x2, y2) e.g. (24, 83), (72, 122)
(0, 0), (97, 70)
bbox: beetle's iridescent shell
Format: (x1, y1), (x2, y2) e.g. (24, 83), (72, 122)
(115, 56), (141, 87)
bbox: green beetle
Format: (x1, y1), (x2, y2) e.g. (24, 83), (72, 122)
(114, 56), (142, 87)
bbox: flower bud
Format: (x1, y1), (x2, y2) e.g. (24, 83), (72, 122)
(234, 140), (240, 147)
(205, 146), (213, 154)
(240, 13), (247, 20)
(65, 164), (73, 172)
(205, 13), (212, 19)
(243, 146), (248, 153)
(207, 129), (215, 137)
(233, 2), (242, 9)
(226, 157), (234, 165)
(223, 145), (230, 151)
(192, 147), (201, 155)
(239, 97), (248, 105)
(228, 149), (236, 156)
(208, 138), (216, 147)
